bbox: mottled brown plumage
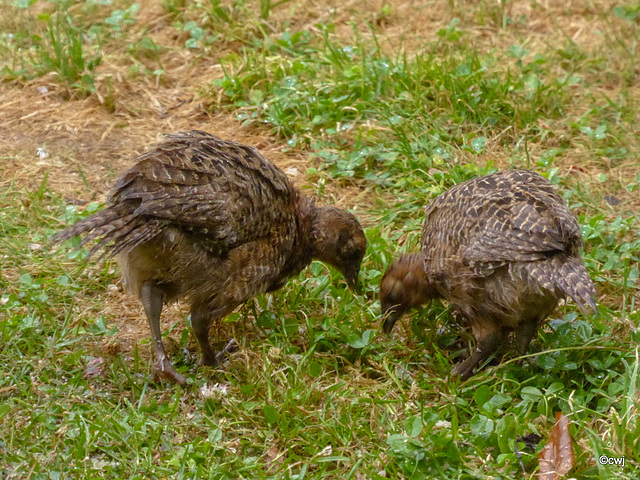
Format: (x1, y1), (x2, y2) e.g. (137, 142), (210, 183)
(55, 131), (366, 384)
(379, 170), (597, 380)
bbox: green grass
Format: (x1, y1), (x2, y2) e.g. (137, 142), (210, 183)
(1, 0), (639, 478)
(1, 6), (102, 95)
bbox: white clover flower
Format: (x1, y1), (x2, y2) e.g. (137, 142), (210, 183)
(200, 382), (228, 400)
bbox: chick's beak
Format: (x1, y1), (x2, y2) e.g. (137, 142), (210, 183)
(343, 264), (361, 292)
(381, 306), (403, 334)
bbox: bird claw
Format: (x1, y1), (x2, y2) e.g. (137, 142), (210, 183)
(451, 362), (474, 381)
(217, 338), (238, 362)
(152, 357), (187, 385)
(200, 339), (238, 367)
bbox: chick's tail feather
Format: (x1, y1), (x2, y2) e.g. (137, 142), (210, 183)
(52, 206), (146, 259)
(527, 254), (597, 316)
(552, 255), (598, 315)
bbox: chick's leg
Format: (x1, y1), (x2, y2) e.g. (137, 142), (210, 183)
(514, 318), (539, 356)
(140, 280), (186, 385)
(453, 320), (503, 380)
(192, 249), (268, 367)
(190, 304), (234, 366)
(191, 307), (217, 366)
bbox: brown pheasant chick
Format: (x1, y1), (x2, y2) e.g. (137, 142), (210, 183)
(380, 169), (597, 380)
(54, 131), (366, 385)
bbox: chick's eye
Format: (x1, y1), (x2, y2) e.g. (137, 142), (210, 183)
(337, 229), (349, 245)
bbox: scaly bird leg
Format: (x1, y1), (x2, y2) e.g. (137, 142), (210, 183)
(452, 320), (503, 380)
(191, 305), (237, 367)
(140, 280), (187, 385)
(514, 318), (539, 356)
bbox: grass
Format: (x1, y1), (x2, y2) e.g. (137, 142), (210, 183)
(1, 0), (639, 478)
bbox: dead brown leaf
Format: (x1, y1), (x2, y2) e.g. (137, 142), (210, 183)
(538, 412), (575, 479)
(83, 356), (105, 379)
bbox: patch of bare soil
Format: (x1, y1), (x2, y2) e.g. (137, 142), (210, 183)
(0, 81), (306, 197)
